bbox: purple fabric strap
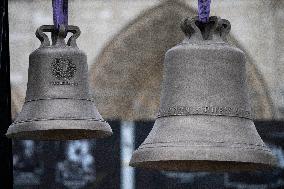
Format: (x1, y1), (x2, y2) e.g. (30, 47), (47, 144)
(52, 0), (68, 29)
(198, 0), (211, 23)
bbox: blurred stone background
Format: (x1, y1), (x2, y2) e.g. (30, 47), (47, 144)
(9, 0), (284, 121)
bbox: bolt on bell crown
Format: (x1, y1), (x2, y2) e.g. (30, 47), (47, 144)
(6, 25), (112, 140)
(130, 16), (277, 171)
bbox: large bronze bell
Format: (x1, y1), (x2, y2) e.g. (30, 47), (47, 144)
(130, 17), (277, 171)
(6, 25), (112, 140)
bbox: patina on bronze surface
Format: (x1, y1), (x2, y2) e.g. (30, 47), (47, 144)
(130, 16), (277, 171)
(6, 25), (112, 140)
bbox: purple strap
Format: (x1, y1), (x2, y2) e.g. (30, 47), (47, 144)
(52, 0), (68, 29)
(198, 0), (211, 23)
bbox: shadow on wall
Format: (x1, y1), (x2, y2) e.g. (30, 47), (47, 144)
(90, 0), (275, 121)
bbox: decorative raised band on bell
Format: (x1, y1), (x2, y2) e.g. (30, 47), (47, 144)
(12, 117), (106, 125)
(157, 105), (253, 120)
(6, 25), (113, 140)
(24, 97), (95, 103)
(130, 16), (277, 171)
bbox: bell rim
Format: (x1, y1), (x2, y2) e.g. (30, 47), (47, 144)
(6, 119), (113, 140)
(129, 145), (278, 172)
(129, 115), (278, 171)
(129, 159), (277, 172)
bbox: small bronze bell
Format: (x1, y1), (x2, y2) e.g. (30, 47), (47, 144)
(130, 17), (277, 171)
(6, 25), (112, 140)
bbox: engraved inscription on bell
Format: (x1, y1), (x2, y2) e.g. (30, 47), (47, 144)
(51, 58), (76, 81)
(157, 105), (252, 119)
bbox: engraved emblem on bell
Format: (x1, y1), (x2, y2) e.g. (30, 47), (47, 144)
(51, 58), (76, 81)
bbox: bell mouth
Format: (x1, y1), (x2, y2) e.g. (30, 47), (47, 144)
(130, 160), (275, 172)
(130, 146), (277, 172)
(130, 116), (277, 172)
(6, 119), (113, 140)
